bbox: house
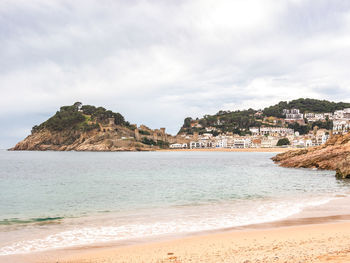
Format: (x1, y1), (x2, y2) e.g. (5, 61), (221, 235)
(333, 120), (350, 134)
(254, 110), (263, 117)
(190, 141), (202, 149)
(251, 139), (262, 148)
(305, 112), (334, 122)
(261, 137), (278, 148)
(170, 143), (183, 149)
(324, 113), (333, 119)
(190, 141), (212, 148)
(233, 138), (251, 148)
(259, 127), (294, 136)
(249, 127), (259, 135)
(292, 139), (313, 147)
(215, 139), (227, 148)
(305, 139), (313, 147)
(304, 113), (315, 119)
(315, 129), (329, 145)
(334, 109), (350, 120)
(284, 109), (304, 120)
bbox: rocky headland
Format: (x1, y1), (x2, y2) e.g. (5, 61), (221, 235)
(12, 127), (150, 151)
(10, 102), (177, 152)
(272, 133), (350, 178)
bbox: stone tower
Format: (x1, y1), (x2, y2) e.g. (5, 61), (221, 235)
(108, 118), (115, 126)
(193, 132), (199, 141)
(153, 130), (158, 141)
(135, 129), (140, 141)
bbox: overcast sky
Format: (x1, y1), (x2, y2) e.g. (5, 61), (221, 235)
(1, 0), (350, 148)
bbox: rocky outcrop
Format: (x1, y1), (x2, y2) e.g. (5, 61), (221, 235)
(10, 127), (156, 151)
(272, 133), (350, 178)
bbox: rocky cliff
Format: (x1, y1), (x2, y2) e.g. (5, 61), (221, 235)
(10, 127), (156, 151)
(272, 133), (350, 178)
(10, 102), (172, 151)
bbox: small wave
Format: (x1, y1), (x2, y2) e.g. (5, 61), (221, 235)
(0, 217), (64, 225)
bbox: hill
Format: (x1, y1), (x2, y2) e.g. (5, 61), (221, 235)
(263, 98), (350, 118)
(178, 98), (349, 136)
(11, 102), (172, 151)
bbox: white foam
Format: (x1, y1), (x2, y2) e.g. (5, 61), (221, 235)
(0, 196), (337, 256)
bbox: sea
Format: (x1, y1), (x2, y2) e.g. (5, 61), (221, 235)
(1, 150), (350, 258)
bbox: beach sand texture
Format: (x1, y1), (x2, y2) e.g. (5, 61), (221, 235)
(43, 221), (350, 263)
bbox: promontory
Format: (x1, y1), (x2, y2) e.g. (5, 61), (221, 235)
(10, 102), (179, 151)
(272, 132), (350, 179)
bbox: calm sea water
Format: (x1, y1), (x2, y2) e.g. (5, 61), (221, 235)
(0, 150), (349, 255)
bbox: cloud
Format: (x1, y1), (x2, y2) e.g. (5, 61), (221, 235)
(1, 0), (350, 148)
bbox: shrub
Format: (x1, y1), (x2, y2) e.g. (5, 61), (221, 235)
(277, 138), (290, 146)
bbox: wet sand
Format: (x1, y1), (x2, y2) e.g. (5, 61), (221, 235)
(9, 215), (350, 263)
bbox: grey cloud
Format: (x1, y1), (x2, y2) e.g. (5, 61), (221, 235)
(1, 0), (350, 148)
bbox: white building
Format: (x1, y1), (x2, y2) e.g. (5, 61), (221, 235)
(313, 129), (329, 145)
(305, 139), (313, 147)
(259, 127), (294, 136)
(334, 109), (350, 120)
(233, 138), (251, 148)
(292, 139), (313, 148)
(190, 141), (213, 148)
(170, 143), (183, 149)
(324, 113), (333, 120)
(190, 141), (202, 149)
(170, 143), (188, 149)
(333, 120), (350, 134)
(261, 137), (278, 148)
(249, 127), (260, 135)
(284, 109), (304, 120)
(305, 112), (333, 122)
(304, 113), (315, 119)
(215, 139), (228, 148)
(249, 127), (294, 136)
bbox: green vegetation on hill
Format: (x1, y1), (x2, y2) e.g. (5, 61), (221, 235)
(141, 137), (169, 148)
(31, 102), (127, 133)
(179, 108), (260, 136)
(179, 98), (348, 136)
(263, 98), (350, 118)
(80, 104), (125, 125)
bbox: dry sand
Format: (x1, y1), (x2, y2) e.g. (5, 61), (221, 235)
(23, 220), (350, 263)
(158, 147), (295, 153)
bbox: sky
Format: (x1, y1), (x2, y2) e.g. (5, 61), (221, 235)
(1, 0), (350, 148)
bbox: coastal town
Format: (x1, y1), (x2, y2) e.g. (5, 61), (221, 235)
(170, 108), (350, 149)
(11, 99), (350, 152)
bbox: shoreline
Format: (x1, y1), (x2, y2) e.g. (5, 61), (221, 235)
(25, 219), (350, 263)
(7, 147), (296, 153)
(8, 204), (350, 263)
(0, 149), (346, 263)
(158, 147), (296, 152)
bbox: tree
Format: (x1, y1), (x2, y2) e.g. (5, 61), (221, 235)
(81, 105), (97, 115)
(277, 138), (290, 146)
(263, 98), (350, 117)
(32, 102), (129, 132)
(73, 102), (82, 110)
(31, 125), (39, 134)
(184, 117), (192, 128)
(287, 122), (310, 135)
(113, 112), (125, 125)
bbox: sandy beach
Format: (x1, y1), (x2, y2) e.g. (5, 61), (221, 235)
(10, 218), (349, 263)
(158, 147), (295, 152)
